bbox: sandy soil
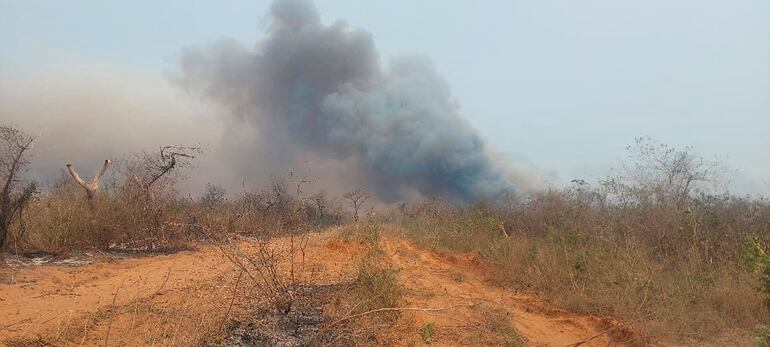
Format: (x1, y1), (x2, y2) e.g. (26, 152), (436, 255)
(0, 228), (636, 346)
(377, 235), (638, 346)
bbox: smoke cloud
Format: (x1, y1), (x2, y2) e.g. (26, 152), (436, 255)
(176, 0), (524, 201)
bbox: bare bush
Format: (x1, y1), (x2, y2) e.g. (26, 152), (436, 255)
(13, 157), (194, 251)
(343, 188), (370, 222)
(306, 190), (340, 226)
(0, 125), (36, 249)
(131, 145), (201, 198)
(221, 235), (295, 311)
(601, 137), (719, 208)
(396, 139), (770, 341)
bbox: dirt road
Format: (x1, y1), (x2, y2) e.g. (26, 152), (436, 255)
(0, 228), (635, 346)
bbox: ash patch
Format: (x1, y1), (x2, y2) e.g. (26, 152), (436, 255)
(2, 251), (92, 267)
(217, 284), (351, 347)
(2, 244), (186, 268)
(107, 238), (189, 257)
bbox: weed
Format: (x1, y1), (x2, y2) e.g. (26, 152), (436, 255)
(482, 308), (524, 347)
(419, 322), (434, 344)
(743, 237), (770, 311)
(353, 252), (402, 316)
(349, 219), (403, 321)
(756, 325), (770, 347)
(339, 215), (381, 246)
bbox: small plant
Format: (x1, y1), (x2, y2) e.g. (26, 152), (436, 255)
(339, 215), (380, 245)
(419, 322), (435, 344)
(362, 216), (380, 245)
(755, 325), (770, 347)
(354, 253), (402, 314)
(483, 308), (524, 347)
(350, 219), (403, 319)
(744, 237), (770, 311)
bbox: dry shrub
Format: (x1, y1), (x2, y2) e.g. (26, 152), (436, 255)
(196, 177), (344, 239)
(6, 168), (344, 254)
(480, 307), (524, 347)
(397, 140), (770, 342)
(10, 171), (190, 252)
(339, 217), (382, 246)
(352, 250), (402, 317)
(398, 192), (770, 342)
(216, 235), (296, 311)
(339, 218), (403, 322)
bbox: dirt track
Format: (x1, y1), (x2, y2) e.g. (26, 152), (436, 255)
(0, 228), (635, 346)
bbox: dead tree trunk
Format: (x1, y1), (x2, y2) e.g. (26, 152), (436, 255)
(66, 159), (112, 201)
(66, 160), (111, 237)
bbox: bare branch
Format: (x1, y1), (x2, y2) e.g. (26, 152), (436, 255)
(132, 145), (201, 195)
(343, 188), (370, 222)
(0, 125), (36, 249)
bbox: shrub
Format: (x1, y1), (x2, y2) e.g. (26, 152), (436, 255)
(397, 193), (770, 341)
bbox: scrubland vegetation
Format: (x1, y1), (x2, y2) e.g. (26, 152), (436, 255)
(395, 139), (770, 343)
(3, 124), (770, 344)
(1, 142), (344, 254)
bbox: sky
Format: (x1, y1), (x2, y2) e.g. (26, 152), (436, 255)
(1, 0), (768, 195)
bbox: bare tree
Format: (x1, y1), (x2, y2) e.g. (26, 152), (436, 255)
(601, 137), (719, 207)
(309, 191), (328, 223)
(239, 178), (290, 222)
(132, 145), (201, 196)
(66, 159), (112, 200)
(343, 188), (370, 222)
(0, 126), (36, 248)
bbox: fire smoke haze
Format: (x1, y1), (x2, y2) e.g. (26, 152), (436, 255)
(0, 1), (541, 201)
(176, 0), (533, 201)
(1, 0), (767, 197)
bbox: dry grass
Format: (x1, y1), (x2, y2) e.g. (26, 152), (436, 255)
(5, 137), (767, 344)
(4, 172), (342, 255)
(315, 220), (406, 343)
(480, 307), (525, 347)
(396, 192), (770, 343)
(352, 250), (403, 317)
(344, 219), (404, 318)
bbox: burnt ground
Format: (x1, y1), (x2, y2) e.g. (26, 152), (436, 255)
(216, 284), (352, 347)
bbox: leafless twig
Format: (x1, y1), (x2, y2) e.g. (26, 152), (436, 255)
(309, 302), (481, 344)
(104, 280), (124, 347)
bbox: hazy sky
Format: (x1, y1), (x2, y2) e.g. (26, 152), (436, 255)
(1, 0), (768, 195)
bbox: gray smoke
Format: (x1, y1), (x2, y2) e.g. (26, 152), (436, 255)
(177, 0), (518, 201)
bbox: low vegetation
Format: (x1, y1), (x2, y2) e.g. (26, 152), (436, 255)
(395, 138), (770, 342)
(350, 220), (403, 318)
(2, 158), (344, 254)
(3, 124), (769, 344)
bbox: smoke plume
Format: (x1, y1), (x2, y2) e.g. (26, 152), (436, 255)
(177, 0), (521, 201)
